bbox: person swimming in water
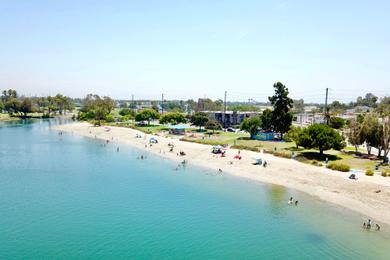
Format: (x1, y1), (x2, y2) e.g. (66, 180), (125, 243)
(295, 200), (299, 206)
(288, 197), (293, 204)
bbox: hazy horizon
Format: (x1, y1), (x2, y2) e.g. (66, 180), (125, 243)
(1, 0), (389, 103)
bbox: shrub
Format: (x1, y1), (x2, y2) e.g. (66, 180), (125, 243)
(273, 151), (292, 159)
(365, 169), (374, 176)
(326, 163), (350, 172)
(231, 145), (260, 152)
(310, 160), (323, 167)
(104, 114), (115, 123)
(381, 170), (389, 177)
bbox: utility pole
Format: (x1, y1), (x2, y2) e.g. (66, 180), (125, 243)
(223, 91), (227, 128)
(161, 93), (164, 114)
(324, 88), (329, 125)
(131, 94), (134, 112)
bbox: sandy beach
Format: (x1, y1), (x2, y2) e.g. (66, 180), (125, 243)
(54, 122), (390, 226)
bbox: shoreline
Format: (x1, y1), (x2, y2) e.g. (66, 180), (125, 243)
(53, 122), (390, 227)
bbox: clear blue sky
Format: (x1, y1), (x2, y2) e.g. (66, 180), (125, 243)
(0, 0), (389, 103)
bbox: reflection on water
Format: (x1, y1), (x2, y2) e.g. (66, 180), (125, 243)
(266, 185), (288, 215)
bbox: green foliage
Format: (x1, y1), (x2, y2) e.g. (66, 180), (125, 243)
(297, 124), (345, 154)
(356, 93), (378, 107)
(19, 98), (33, 116)
(376, 96), (390, 116)
(197, 98), (223, 111)
(240, 116), (261, 139)
(119, 108), (131, 116)
(329, 100), (348, 114)
(310, 160), (323, 167)
(4, 98), (21, 114)
(284, 126), (302, 147)
(293, 99), (305, 113)
(80, 94), (116, 122)
(230, 145), (260, 152)
(1, 89), (18, 102)
(329, 117), (346, 129)
(229, 104), (260, 112)
(381, 170), (390, 177)
(104, 114), (115, 123)
(205, 119), (222, 132)
(78, 111), (95, 120)
(1, 89), (73, 117)
(365, 169), (374, 176)
(360, 113), (382, 155)
(163, 101), (186, 113)
(159, 112), (187, 125)
(135, 109), (160, 125)
(326, 163), (350, 172)
(190, 112), (209, 129)
(260, 109), (273, 132)
(346, 119), (364, 153)
(272, 151), (292, 159)
(268, 82), (293, 139)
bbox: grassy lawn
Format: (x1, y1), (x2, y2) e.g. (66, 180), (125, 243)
(179, 129), (388, 171)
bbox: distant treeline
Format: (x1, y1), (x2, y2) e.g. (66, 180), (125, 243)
(0, 89), (74, 118)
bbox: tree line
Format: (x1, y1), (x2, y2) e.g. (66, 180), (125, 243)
(0, 89), (74, 117)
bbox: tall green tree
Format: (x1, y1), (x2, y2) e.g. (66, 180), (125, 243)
(260, 108), (273, 131)
(20, 98), (33, 116)
(285, 126), (302, 148)
(240, 116), (262, 139)
(205, 119), (222, 133)
(190, 112), (209, 130)
(298, 124), (345, 155)
(4, 98), (21, 114)
(381, 115), (390, 160)
(361, 113), (382, 155)
(292, 99), (305, 113)
(346, 119), (364, 153)
(135, 109), (160, 125)
(268, 82), (293, 140)
(159, 112), (187, 125)
(329, 117), (346, 129)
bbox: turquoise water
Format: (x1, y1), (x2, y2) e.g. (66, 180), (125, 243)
(0, 120), (389, 259)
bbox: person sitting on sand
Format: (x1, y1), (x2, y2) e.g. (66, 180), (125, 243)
(288, 197), (293, 204)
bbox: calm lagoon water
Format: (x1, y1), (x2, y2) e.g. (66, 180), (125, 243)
(0, 120), (389, 259)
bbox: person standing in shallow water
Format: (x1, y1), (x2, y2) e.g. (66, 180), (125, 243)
(376, 224), (380, 231)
